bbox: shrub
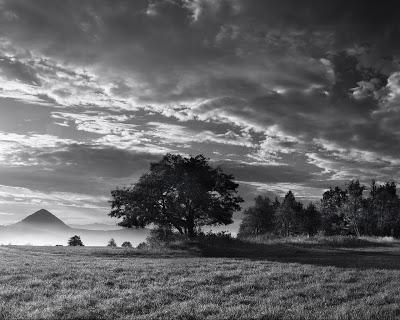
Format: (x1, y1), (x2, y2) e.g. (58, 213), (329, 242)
(68, 235), (84, 246)
(107, 238), (117, 247)
(146, 227), (179, 247)
(136, 242), (148, 250)
(121, 241), (132, 248)
(198, 231), (233, 241)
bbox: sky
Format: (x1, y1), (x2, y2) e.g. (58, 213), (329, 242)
(1, 0), (400, 225)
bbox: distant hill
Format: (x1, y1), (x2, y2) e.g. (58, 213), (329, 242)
(13, 209), (71, 230)
(1, 209), (149, 246)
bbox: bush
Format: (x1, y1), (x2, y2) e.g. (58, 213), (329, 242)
(146, 227), (180, 247)
(68, 235), (84, 246)
(198, 231), (233, 241)
(136, 242), (148, 250)
(171, 231), (235, 248)
(121, 241), (132, 248)
(107, 238), (117, 247)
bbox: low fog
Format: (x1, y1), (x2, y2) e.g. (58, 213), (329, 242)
(0, 226), (149, 246)
(0, 209), (150, 246)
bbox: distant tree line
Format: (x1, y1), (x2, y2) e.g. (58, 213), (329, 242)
(239, 180), (400, 238)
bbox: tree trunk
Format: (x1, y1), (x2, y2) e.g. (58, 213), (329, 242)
(188, 227), (195, 238)
(186, 215), (196, 238)
(354, 224), (360, 237)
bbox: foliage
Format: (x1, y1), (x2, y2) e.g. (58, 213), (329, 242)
(238, 193), (321, 238)
(146, 226), (180, 247)
(320, 186), (348, 235)
(319, 180), (400, 237)
(121, 241), (132, 248)
(238, 196), (276, 237)
(302, 203), (321, 236)
(109, 153), (243, 237)
(340, 180), (366, 236)
(274, 191), (304, 236)
(239, 179), (400, 238)
(136, 242), (148, 250)
(107, 238), (117, 247)
(68, 235), (84, 246)
(367, 181), (400, 236)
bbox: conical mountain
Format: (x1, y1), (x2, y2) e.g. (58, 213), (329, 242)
(16, 209), (70, 229)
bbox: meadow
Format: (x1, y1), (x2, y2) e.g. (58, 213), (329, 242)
(1, 238), (400, 319)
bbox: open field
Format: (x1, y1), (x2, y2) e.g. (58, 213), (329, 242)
(2, 240), (400, 320)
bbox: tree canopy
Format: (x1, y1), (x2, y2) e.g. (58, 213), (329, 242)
(238, 196), (276, 237)
(239, 179), (400, 238)
(238, 191), (319, 238)
(109, 153), (243, 237)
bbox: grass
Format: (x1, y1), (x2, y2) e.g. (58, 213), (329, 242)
(2, 237), (400, 319)
(243, 234), (398, 248)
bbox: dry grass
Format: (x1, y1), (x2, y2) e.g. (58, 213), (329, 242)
(1, 239), (400, 319)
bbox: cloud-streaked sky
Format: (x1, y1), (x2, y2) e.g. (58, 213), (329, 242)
(1, 0), (400, 225)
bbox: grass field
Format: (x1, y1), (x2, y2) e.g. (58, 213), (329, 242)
(2, 238), (400, 319)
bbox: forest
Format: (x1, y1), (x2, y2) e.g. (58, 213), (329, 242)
(239, 180), (400, 238)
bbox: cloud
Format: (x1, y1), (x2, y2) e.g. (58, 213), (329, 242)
(0, 184), (107, 209)
(1, 0), (400, 222)
(34, 144), (161, 179)
(219, 162), (316, 184)
(0, 56), (41, 85)
(0, 131), (78, 166)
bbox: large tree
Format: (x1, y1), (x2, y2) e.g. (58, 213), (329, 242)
(109, 154), (243, 237)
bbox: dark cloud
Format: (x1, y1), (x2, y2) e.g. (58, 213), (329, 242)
(34, 144), (160, 179)
(1, 0), (400, 223)
(0, 145), (161, 213)
(0, 56), (41, 85)
(0, 0), (334, 103)
(218, 162), (317, 184)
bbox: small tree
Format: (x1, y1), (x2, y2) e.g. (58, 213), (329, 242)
(121, 241), (132, 248)
(320, 186), (348, 235)
(341, 180), (365, 236)
(68, 235), (84, 246)
(109, 154), (243, 238)
(107, 238), (117, 247)
(238, 195), (276, 238)
(274, 191), (303, 236)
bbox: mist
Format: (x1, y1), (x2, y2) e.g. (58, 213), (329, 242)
(0, 226), (149, 246)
